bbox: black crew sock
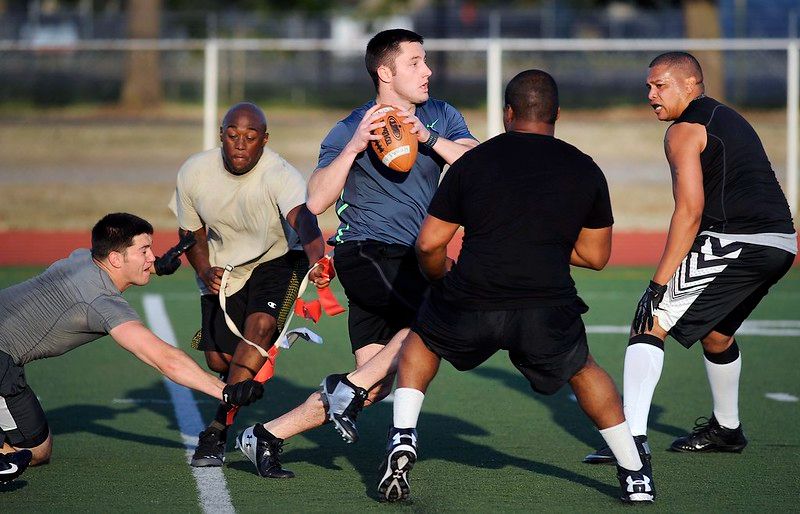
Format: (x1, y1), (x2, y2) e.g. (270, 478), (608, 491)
(253, 423), (279, 441)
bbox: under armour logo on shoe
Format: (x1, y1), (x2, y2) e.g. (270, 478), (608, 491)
(626, 475), (652, 493)
(268, 302), (277, 309)
(391, 430), (417, 447)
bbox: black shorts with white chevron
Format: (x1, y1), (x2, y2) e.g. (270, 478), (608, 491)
(653, 235), (794, 347)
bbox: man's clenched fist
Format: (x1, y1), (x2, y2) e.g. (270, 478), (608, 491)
(222, 379), (264, 406)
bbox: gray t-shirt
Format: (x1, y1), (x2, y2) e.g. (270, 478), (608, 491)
(0, 249), (140, 365)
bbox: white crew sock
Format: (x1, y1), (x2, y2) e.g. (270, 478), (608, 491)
(599, 421), (643, 471)
(704, 354), (742, 429)
(393, 388), (425, 429)
(623, 343), (665, 436)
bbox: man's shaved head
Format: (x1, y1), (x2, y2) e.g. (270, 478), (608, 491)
(649, 52), (704, 85)
(219, 102), (269, 175)
(222, 102), (267, 133)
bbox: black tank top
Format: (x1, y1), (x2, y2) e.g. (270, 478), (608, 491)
(673, 96), (793, 234)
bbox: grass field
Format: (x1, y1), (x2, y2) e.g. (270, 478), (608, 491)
(1, 265), (798, 512)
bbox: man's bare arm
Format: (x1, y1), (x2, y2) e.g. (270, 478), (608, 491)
(415, 215), (460, 281)
(571, 226), (613, 270)
(652, 122), (706, 285)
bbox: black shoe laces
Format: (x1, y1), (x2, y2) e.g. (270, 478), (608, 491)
(690, 416), (714, 434)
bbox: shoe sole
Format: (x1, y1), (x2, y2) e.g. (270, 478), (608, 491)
(669, 444), (747, 453)
(331, 414), (358, 444)
(583, 455), (617, 465)
(378, 449), (416, 502)
(621, 493), (655, 503)
(190, 457), (224, 467)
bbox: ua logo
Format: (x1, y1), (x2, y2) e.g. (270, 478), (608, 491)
(267, 301), (276, 309)
(626, 475), (652, 493)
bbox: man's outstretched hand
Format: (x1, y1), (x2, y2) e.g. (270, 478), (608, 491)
(154, 232), (197, 276)
(222, 379), (264, 406)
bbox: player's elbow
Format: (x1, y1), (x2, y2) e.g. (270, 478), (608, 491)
(305, 199), (326, 216)
(587, 254), (610, 271)
(415, 237), (441, 257)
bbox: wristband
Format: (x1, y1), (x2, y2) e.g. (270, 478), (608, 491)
(422, 130), (439, 148)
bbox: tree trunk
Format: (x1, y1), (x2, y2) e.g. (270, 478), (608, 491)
(120, 0), (162, 108)
(683, 0), (725, 101)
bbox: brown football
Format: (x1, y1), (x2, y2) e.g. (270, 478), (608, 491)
(369, 105), (418, 173)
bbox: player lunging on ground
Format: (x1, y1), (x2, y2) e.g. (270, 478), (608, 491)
(0, 213), (264, 477)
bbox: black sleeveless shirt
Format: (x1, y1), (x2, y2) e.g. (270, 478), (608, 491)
(673, 96), (793, 234)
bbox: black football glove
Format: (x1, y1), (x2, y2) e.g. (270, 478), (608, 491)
(222, 379), (264, 406)
(632, 280), (668, 334)
(154, 232), (197, 276)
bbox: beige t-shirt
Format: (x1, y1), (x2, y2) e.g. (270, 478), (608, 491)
(174, 147), (306, 295)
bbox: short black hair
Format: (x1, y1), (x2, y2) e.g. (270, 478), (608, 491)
(365, 28), (424, 90)
(91, 213), (153, 260)
(504, 69), (559, 124)
(649, 52), (704, 84)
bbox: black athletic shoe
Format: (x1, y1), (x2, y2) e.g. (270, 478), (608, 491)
(191, 427), (226, 467)
(583, 435), (651, 465)
(377, 427), (418, 503)
(320, 373), (368, 444)
(669, 415), (748, 453)
(0, 449), (33, 484)
(236, 425), (295, 478)
(617, 460), (655, 503)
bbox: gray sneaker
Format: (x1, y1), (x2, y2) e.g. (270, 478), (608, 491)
(320, 373), (368, 444)
(236, 425), (294, 478)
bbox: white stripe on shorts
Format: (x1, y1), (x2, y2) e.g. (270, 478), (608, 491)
(655, 236), (739, 331)
(0, 396), (18, 432)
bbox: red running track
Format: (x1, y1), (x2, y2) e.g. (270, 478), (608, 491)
(0, 230), (797, 266)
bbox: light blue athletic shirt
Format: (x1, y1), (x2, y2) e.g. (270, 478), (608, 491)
(317, 99), (475, 246)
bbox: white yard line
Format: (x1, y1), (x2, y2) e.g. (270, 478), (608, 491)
(142, 294), (235, 514)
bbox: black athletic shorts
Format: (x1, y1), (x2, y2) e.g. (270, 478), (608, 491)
(0, 351), (49, 448)
(199, 250), (308, 355)
(334, 241), (429, 353)
(413, 292), (591, 395)
(653, 236), (795, 347)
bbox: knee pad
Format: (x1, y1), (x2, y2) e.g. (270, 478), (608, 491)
(704, 340), (740, 364)
(628, 333), (664, 351)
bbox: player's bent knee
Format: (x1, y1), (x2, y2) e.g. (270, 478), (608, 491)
(18, 429), (52, 466)
(243, 314), (277, 345)
(205, 351), (231, 373)
(628, 333), (665, 350)
(702, 337), (739, 363)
